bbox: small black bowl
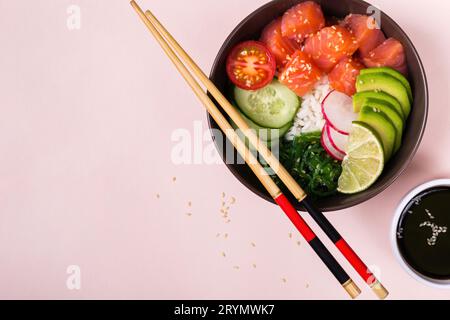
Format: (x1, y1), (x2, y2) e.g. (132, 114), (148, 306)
(207, 0), (428, 212)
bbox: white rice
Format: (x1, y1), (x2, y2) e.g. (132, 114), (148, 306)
(285, 77), (330, 141)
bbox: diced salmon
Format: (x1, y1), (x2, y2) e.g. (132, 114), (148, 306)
(329, 57), (365, 96)
(279, 50), (323, 97)
(281, 1), (325, 44)
(260, 18), (300, 69)
(362, 38), (408, 75)
(343, 14), (386, 57)
(304, 26), (359, 73)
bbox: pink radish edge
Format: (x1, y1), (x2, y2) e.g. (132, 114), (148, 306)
(321, 129), (344, 161)
(326, 124), (347, 155)
(321, 90), (350, 136)
(321, 126), (345, 161)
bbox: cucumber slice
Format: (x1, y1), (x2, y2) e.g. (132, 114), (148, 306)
(234, 79), (300, 129)
(231, 111), (292, 147)
(360, 67), (413, 103)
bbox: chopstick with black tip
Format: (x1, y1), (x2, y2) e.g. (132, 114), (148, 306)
(130, 0), (361, 298)
(134, 3), (389, 299)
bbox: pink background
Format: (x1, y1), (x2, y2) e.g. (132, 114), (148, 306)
(0, 0), (449, 300)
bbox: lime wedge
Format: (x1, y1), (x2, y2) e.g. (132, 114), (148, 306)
(337, 122), (385, 194)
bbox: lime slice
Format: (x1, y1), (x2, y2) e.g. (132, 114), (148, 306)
(337, 122), (385, 194)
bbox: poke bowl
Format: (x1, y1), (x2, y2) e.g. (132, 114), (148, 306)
(208, 0), (428, 212)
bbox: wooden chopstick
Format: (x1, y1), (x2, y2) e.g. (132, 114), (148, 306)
(130, 0), (360, 299)
(140, 5), (389, 300)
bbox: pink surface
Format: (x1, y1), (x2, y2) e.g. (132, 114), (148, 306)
(0, 0), (449, 300)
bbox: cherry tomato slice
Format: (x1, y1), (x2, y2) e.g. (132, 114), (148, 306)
(226, 41), (276, 90)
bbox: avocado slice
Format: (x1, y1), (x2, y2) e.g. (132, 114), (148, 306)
(356, 73), (411, 118)
(353, 91), (405, 120)
(362, 98), (403, 153)
(360, 67), (413, 102)
(358, 105), (397, 160)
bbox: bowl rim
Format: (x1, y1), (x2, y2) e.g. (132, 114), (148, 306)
(208, 0), (429, 212)
(390, 179), (450, 289)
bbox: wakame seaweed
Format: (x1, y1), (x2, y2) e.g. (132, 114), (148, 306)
(275, 132), (342, 198)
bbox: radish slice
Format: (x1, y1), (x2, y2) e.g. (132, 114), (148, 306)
(321, 126), (346, 161)
(326, 124), (348, 154)
(322, 90), (358, 135)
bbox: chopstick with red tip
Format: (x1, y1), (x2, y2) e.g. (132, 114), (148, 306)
(135, 3), (389, 300)
(130, 0), (361, 298)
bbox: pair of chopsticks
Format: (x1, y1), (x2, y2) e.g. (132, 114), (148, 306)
(130, 0), (388, 299)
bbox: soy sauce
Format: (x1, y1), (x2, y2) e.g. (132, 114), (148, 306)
(397, 187), (450, 280)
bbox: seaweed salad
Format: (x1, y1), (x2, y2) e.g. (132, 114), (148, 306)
(276, 132), (342, 198)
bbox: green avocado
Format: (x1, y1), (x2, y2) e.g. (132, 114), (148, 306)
(353, 91), (405, 121)
(360, 67), (413, 103)
(362, 98), (403, 153)
(358, 105), (397, 160)
(356, 73), (411, 118)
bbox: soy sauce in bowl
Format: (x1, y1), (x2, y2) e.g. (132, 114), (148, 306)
(396, 187), (450, 282)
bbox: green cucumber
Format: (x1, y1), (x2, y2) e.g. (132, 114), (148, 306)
(234, 79), (300, 129)
(231, 111), (292, 147)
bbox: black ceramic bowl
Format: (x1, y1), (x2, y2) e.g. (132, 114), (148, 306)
(208, 0), (428, 212)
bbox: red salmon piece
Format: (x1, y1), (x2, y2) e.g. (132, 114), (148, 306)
(329, 57), (365, 96)
(260, 18), (300, 69)
(343, 14), (386, 56)
(362, 38), (408, 75)
(304, 26), (359, 73)
(279, 50), (323, 97)
(281, 1), (325, 44)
